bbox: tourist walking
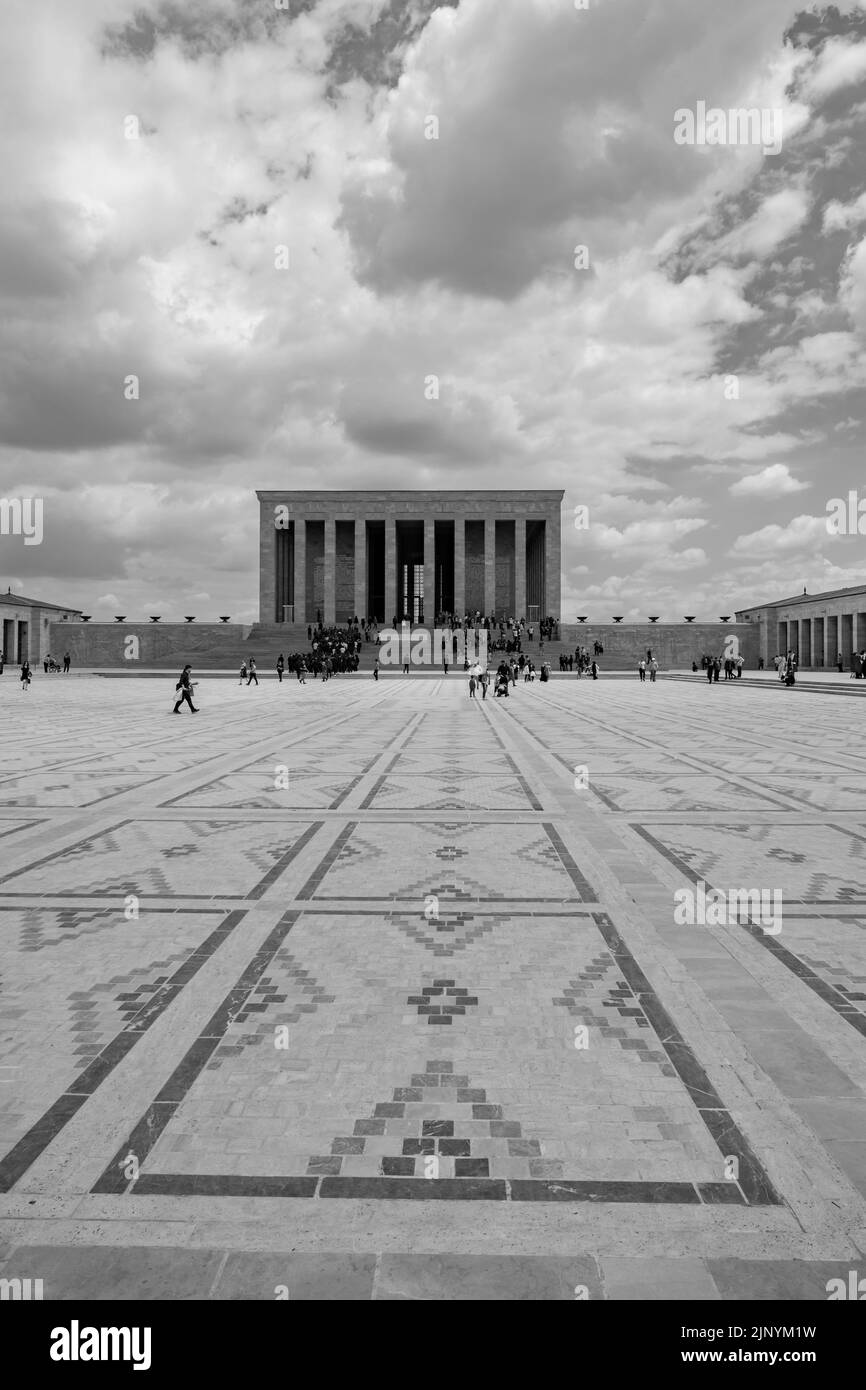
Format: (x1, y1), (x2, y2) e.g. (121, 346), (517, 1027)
(173, 664), (199, 713)
(276, 653), (285, 683)
(20, 660), (31, 691)
(373, 658), (379, 681)
(649, 657), (658, 682)
(246, 658), (258, 686)
(638, 659), (646, 682)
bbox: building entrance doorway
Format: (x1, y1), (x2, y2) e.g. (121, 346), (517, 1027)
(396, 521), (425, 623)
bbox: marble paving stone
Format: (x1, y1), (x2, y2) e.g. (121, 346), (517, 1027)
(213, 1251), (376, 1300)
(600, 1256), (721, 1300)
(1, 1243), (225, 1299)
(373, 1252), (602, 1300)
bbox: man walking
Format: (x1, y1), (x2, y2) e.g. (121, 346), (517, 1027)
(173, 665), (199, 713)
(246, 658), (259, 686)
(276, 653), (285, 683)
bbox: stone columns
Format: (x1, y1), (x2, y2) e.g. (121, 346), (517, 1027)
(514, 516), (526, 621)
(293, 518), (306, 627)
(423, 517), (435, 624)
(385, 515), (397, 624)
(354, 519), (366, 621)
(324, 519), (336, 624)
(453, 516), (465, 617)
(483, 517), (496, 617)
(545, 505), (562, 621)
(260, 503), (276, 623)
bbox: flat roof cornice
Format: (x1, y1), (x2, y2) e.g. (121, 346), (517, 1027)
(257, 489), (564, 501)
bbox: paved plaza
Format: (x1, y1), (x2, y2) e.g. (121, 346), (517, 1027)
(0, 673), (864, 1300)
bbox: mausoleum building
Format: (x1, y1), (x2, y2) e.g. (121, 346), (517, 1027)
(257, 490), (564, 625)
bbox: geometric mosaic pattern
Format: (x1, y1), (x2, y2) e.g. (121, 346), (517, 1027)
(552, 953), (676, 1072)
(205, 950), (336, 1068)
(305, 1060), (541, 1179)
(1, 675), (865, 1300)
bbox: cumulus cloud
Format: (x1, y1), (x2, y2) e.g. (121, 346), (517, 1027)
(0, 0), (864, 620)
(729, 463), (810, 496)
(731, 513), (829, 555)
(800, 34), (866, 102)
(839, 234), (866, 334)
(823, 190), (866, 232)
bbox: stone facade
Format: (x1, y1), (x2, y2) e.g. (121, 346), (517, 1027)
(258, 490), (564, 625)
(45, 622), (250, 669)
(0, 590), (81, 666)
(736, 585), (866, 669)
(560, 623), (759, 669)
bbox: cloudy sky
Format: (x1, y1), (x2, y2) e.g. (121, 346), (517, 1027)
(1, 0), (865, 622)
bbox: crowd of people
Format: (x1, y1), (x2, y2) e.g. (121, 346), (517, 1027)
(165, 622), (866, 713)
(0, 650), (71, 677)
(559, 645), (602, 674)
(773, 651), (798, 686)
(466, 655), (547, 697)
(694, 653), (746, 682)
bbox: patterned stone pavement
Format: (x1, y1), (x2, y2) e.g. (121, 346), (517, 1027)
(0, 673), (864, 1300)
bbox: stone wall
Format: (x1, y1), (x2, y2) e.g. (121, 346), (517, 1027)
(560, 623), (759, 668)
(49, 623), (248, 668)
(52, 619), (760, 669)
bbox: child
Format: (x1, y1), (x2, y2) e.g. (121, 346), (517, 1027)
(469, 673), (477, 698)
(239, 661), (247, 685)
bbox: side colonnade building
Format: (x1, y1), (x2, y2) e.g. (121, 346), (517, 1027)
(736, 584), (866, 669)
(257, 490), (564, 626)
